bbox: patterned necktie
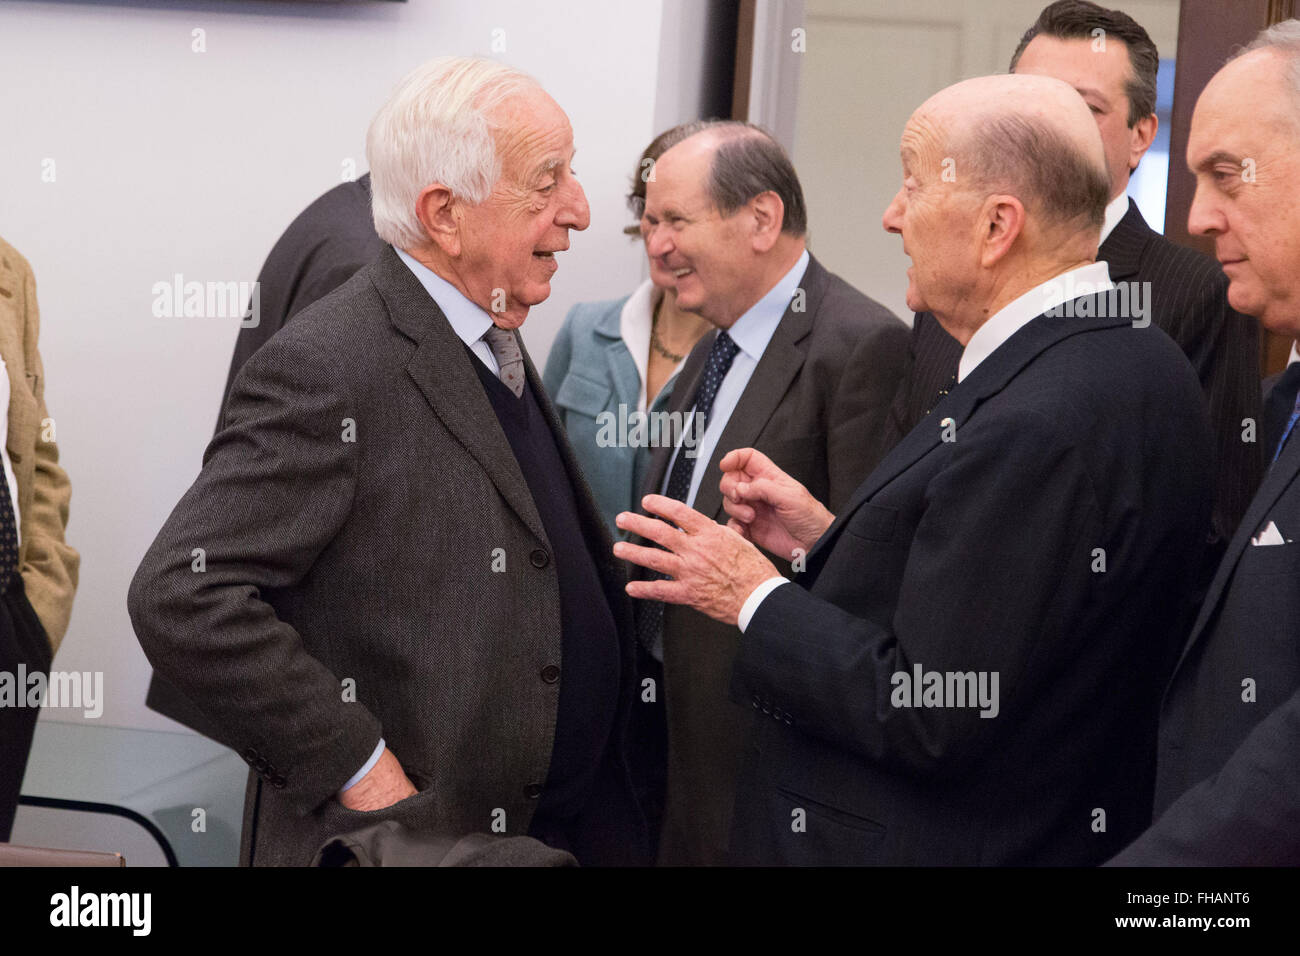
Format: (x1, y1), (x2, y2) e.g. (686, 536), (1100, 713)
(0, 466), (18, 594)
(482, 326), (525, 398)
(637, 330), (742, 649)
(925, 370), (958, 417)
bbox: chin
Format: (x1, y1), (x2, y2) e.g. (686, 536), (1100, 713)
(1224, 282), (1262, 324)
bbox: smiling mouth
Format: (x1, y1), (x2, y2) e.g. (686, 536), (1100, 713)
(672, 267), (694, 278)
(532, 251), (555, 259)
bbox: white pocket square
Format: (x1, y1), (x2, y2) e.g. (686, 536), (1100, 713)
(1251, 520), (1287, 546)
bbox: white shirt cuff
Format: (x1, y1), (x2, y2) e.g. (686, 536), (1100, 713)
(738, 577), (789, 632)
(340, 738), (386, 794)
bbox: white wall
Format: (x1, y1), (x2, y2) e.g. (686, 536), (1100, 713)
(0, 0), (700, 732)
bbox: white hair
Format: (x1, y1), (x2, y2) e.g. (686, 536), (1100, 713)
(366, 56), (540, 249)
(1238, 18), (1300, 111)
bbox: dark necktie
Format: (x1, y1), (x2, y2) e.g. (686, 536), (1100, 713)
(1267, 363), (1300, 464)
(925, 370), (958, 417)
(0, 467), (18, 593)
(637, 330), (741, 648)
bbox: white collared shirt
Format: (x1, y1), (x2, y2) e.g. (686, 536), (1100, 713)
(1098, 193), (1130, 248)
(660, 249), (810, 507)
(958, 261), (1114, 383)
(394, 247), (499, 373)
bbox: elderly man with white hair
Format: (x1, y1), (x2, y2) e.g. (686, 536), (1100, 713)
(1110, 20), (1300, 866)
(615, 72), (1215, 865)
(129, 57), (647, 866)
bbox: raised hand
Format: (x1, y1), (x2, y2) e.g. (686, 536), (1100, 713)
(614, 495), (781, 627)
(718, 447), (835, 561)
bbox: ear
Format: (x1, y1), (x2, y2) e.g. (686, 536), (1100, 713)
(1128, 113), (1158, 171)
(978, 194), (1025, 268)
(414, 183), (462, 257)
(749, 191), (786, 253)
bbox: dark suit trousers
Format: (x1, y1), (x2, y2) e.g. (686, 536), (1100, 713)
(0, 575), (52, 840)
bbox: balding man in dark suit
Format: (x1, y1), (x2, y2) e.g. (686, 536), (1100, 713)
(885, 1), (1262, 574)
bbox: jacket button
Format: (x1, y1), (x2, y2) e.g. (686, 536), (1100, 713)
(541, 665), (561, 683)
(242, 747), (258, 762)
(254, 758), (269, 772)
(530, 549), (549, 568)
(752, 697), (760, 709)
(270, 774), (287, 789)
(524, 783), (543, 799)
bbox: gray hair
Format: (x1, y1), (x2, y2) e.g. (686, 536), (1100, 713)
(1237, 18), (1300, 110)
(366, 56), (540, 249)
(646, 119), (808, 237)
(959, 112), (1109, 232)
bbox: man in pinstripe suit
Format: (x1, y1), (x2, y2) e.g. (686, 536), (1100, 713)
(885, 1), (1262, 576)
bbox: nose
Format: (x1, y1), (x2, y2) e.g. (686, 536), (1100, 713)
(1186, 178), (1223, 238)
(882, 187), (904, 235)
(559, 176), (590, 232)
(644, 219), (673, 259)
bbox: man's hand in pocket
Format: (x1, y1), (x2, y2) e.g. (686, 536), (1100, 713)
(338, 747), (417, 811)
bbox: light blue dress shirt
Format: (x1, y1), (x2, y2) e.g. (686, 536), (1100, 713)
(394, 246), (500, 373)
(659, 249), (810, 506)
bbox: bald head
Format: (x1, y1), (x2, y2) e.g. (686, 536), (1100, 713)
(883, 73), (1110, 339)
(914, 73), (1109, 234)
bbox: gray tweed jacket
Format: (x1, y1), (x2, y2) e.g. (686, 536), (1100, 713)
(128, 245), (640, 866)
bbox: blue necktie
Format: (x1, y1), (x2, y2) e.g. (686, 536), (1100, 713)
(637, 330), (741, 648)
(1274, 388), (1300, 464)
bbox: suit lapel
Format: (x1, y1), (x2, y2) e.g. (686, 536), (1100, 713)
(690, 258), (823, 521)
(369, 246), (547, 543)
(1098, 201), (1152, 282)
(1171, 427), (1300, 677)
(804, 305), (1132, 571)
(599, 327), (641, 418)
(639, 256), (825, 519)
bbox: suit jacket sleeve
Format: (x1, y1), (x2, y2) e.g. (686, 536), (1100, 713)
(16, 261), (79, 654)
(1107, 686), (1300, 865)
(734, 407), (1100, 780)
(128, 327), (382, 813)
(825, 320), (909, 511)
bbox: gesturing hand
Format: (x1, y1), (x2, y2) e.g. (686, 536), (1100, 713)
(614, 494), (781, 627)
(718, 447), (835, 561)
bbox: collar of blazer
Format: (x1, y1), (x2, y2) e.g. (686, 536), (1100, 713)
(802, 303), (1134, 572)
(1170, 422), (1300, 681)
(367, 244), (550, 544)
(1098, 200), (1153, 282)
(639, 254), (825, 524)
(592, 295), (647, 412)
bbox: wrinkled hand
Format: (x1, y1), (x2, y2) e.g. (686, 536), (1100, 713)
(338, 746), (417, 811)
(718, 448), (835, 561)
(614, 494), (781, 627)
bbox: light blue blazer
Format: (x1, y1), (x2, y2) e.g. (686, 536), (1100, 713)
(543, 291), (680, 539)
